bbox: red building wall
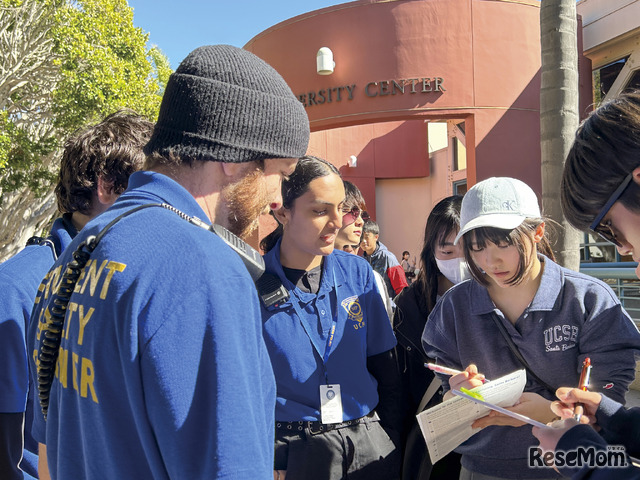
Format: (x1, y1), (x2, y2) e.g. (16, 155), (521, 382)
(246, 0), (542, 187)
(246, 0), (591, 256)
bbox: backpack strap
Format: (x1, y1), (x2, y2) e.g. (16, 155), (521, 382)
(416, 376), (442, 414)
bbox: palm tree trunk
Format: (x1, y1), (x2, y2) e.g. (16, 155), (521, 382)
(540, 0), (582, 270)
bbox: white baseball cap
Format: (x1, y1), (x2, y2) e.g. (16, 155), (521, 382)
(453, 177), (541, 245)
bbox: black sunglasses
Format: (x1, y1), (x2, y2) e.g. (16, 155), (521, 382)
(589, 173), (633, 247)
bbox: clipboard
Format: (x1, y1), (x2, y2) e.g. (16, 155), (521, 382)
(417, 369), (528, 464)
(452, 389), (549, 428)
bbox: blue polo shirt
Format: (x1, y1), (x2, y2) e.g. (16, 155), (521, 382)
(0, 216), (76, 479)
(27, 171), (276, 479)
(422, 255), (640, 479)
(262, 242), (397, 422)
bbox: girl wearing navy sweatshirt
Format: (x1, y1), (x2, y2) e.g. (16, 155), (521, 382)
(422, 177), (640, 480)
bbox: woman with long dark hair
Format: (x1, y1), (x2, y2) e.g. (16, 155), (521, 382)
(393, 195), (467, 480)
(261, 156), (402, 480)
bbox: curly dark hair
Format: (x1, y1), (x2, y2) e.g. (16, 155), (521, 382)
(55, 110), (154, 214)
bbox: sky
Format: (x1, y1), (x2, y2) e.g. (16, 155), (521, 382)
(127, 0), (346, 69)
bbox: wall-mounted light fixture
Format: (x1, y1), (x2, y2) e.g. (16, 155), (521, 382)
(348, 155), (357, 168)
(317, 47), (335, 75)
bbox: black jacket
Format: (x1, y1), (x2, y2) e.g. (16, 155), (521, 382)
(394, 283), (436, 416)
(393, 282), (460, 480)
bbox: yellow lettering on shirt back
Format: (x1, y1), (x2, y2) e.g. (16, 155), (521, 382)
(37, 307), (52, 342)
(100, 261), (126, 299)
(55, 348), (99, 404)
(79, 259), (109, 297)
(43, 267), (60, 301)
(34, 278), (47, 305)
(56, 347), (68, 388)
(72, 352), (79, 393)
(49, 266), (64, 299)
(64, 303), (78, 340)
(77, 305), (95, 346)
(80, 357), (98, 403)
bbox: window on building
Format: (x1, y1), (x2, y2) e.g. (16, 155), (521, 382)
(453, 180), (467, 195)
(427, 122), (448, 154)
(452, 121), (466, 171)
(593, 56), (629, 104)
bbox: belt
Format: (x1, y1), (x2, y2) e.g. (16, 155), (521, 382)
(276, 410), (379, 435)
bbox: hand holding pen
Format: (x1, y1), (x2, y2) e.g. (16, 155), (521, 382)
(426, 363), (487, 400)
(551, 387), (602, 425)
(573, 357), (592, 422)
(425, 363), (488, 384)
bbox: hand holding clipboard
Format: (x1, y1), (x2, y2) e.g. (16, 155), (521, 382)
(452, 388), (549, 429)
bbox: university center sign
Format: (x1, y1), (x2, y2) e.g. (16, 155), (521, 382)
(297, 77), (445, 107)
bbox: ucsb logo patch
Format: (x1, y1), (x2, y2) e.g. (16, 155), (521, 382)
(341, 295), (365, 330)
(543, 325), (578, 352)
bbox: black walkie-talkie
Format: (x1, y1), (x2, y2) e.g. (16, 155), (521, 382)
(256, 272), (290, 309)
(187, 210), (290, 310)
(184, 213), (265, 281)
(210, 224), (265, 282)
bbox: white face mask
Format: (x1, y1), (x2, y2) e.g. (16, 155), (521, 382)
(435, 257), (471, 285)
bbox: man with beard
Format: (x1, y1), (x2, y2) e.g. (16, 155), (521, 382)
(27, 45), (309, 479)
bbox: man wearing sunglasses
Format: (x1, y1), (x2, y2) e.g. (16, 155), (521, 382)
(562, 91), (640, 277)
(532, 90), (640, 479)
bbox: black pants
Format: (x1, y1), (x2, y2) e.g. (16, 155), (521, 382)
(275, 417), (401, 480)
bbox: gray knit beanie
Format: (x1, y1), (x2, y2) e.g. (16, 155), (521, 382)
(144, 45), (309, 163)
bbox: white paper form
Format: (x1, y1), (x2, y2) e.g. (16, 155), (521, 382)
(452, 389), (548, 428)
(416, 369), (527, 463)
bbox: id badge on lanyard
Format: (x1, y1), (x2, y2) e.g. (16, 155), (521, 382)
(320, 384), (343, 424)
(290, 270), (344, 424)
(320, 321), (342, 424)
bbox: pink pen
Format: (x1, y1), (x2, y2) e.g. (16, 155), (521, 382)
(425, 363), (488, 383)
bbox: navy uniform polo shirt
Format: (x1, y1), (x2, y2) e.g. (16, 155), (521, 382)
(262, 241), (397, 422)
